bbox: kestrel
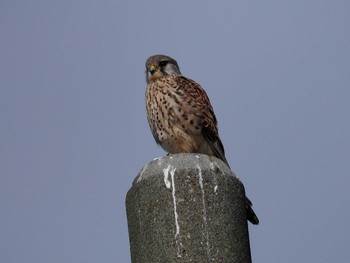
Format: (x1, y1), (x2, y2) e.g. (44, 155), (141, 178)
(145, 54), (259, 225)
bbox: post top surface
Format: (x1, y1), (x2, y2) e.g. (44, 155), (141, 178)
(135, 153), (237, 185)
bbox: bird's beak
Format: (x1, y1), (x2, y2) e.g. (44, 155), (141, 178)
(148, 64), (158, 75)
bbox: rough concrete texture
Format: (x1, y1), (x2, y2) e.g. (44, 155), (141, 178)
(126, 153), (252, 263)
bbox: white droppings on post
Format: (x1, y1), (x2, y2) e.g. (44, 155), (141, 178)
(163, 165), (180, 241)
(214, 185), (219, 194)
(137, 164), (149, 183)
(209, 160), (220, 171)
(209, 161), (219, 195)
(170, 167), (180, 240)
(197, 164), (211, 257)
(163, 165), (172, 189)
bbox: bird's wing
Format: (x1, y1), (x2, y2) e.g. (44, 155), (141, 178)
(176, 76), (229, 166)
(202, 124), (229, 167)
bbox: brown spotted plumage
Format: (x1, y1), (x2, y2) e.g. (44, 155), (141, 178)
(145, 54), (259, 225)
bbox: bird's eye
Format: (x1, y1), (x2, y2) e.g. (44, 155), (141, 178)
(159, 61), (168, 67)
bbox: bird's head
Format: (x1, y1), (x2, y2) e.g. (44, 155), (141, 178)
(145, 55), (181, 84)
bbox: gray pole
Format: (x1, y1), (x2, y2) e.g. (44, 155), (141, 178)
(126, 153), (253, 263)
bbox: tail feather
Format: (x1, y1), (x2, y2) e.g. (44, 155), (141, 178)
(246, 197), (259, 225)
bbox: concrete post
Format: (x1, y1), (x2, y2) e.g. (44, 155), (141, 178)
(126, 153), (252, 263)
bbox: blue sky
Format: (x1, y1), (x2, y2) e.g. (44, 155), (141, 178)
(1, 1), (349, 262)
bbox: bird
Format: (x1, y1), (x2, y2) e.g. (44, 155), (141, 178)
(145, 54), (259, 225)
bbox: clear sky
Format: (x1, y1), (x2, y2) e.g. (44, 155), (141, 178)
(1, 1), (349, 262)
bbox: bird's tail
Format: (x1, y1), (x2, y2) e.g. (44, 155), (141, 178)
(246, 197), (259, 225)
